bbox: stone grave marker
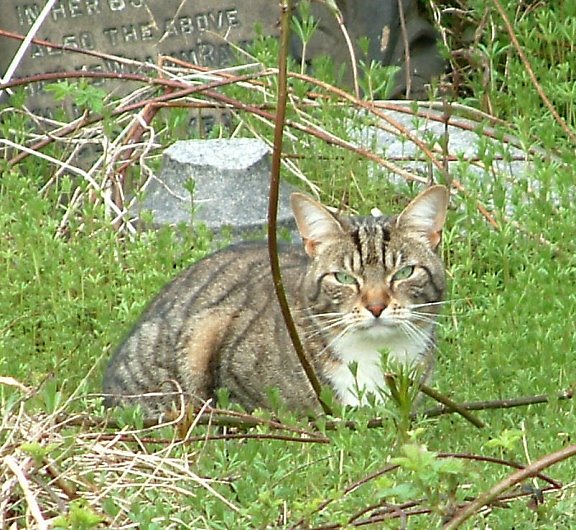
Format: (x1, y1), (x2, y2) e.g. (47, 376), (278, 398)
(136, 138), (296, 236)
(357, 101), (537, 216)
(0, 0), (280, 122)
(1, 1), (444, 122)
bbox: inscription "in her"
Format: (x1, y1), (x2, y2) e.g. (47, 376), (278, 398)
(15, 1), (241, 33)
(16, 0), (147, 26)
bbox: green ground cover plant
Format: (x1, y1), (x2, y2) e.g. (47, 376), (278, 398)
(1, 0), (575, 528)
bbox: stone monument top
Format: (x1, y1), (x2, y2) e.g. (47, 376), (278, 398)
(137, 138), (296, 236)
(0, 1), (279, 119)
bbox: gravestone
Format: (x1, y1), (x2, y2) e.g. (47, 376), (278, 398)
(0, 1), (444, 123)
(357, 101), (537, 216)
(0, 0), (280, 121)
(136, 138), (296, 236)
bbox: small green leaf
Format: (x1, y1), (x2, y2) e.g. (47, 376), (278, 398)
(485, 429), (523, 451)
(20, 441), (59, 466)
(53, 499), (104, 529)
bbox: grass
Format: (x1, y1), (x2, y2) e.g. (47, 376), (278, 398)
(1, 0), (576, 528)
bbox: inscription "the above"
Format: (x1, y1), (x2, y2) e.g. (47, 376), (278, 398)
(102, 12), (241, 46)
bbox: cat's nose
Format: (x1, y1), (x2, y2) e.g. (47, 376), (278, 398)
(367, 303), (386, 318)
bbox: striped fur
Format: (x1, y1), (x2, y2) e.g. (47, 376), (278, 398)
(103, 186), (449, 414)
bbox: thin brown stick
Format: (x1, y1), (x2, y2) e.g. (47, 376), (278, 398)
(287, 70), (448, 176)
(315, 484), (562, 528)
(289, 462), (401, 528)
(444, 444), (576, 529)
(437, 453), (563, 489)
(450, 178), (501, 230)
(56, 405), (327, 441)
(316, 387), (574, 432)
(1, 67), (511, 239)
(42, 458), (79, 500)
(4, 70), (427, 186)
(4, 70), (274, 165)
(0, 61), (535, 235)
(268, 0), (331, 415)
(419, 382), (485, 428)
(419, 387), (574, 419)
(0, 27), (558, 157)
(87, 387), (573, 436)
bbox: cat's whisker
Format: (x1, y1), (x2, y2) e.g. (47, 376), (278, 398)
(298, 311), (353, 341)
(410, 312), (443, 327)
(399, 319), (422, 339)
(408, 299), (461, 309)
(293, 308), (344, 318)
(300, 312), (349, 331)
(302, 320), (347, 340)
(410, 309), (469, 320)
(304, 313), (344, 323)
(407, 322), (440, 351)
(313, 315), (348, 325)
(397, 323), (421, 348)
(302, 316), (347, 333)
(409, 309), (439, 319)
(318, 321), (356, 357)
(300, 313), (346, 324)
(399, 320), (433, 348)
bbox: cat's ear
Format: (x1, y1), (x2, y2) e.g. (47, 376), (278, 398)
(291, 193), (345, 257)
(396, 186), (449, 249)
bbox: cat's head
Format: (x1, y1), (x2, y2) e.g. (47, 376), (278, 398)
(290, 186), (449, 343)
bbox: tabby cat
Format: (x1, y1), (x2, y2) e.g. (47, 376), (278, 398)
(103, 185), (449, 414)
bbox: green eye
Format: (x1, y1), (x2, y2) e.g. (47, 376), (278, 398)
(393, 265), (415, 282)
(334, 271), (357, 285)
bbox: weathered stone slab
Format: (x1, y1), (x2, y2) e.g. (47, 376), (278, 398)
(1, 1), (445, 123)
(136, 138), (296, 236)
(356, 102), (537, 216)
(0, 0), (279, 120)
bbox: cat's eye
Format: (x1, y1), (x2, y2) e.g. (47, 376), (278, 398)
(334, 271), (357, 285)
(392, 265), (415, 282)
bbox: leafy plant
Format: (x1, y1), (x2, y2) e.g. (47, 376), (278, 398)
(53, 500), (105, 530)
(45, 80), (107, 114)
(392, 442), (467, 520)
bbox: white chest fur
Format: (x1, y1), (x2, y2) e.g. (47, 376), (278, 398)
(328, 327), (429, 407)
